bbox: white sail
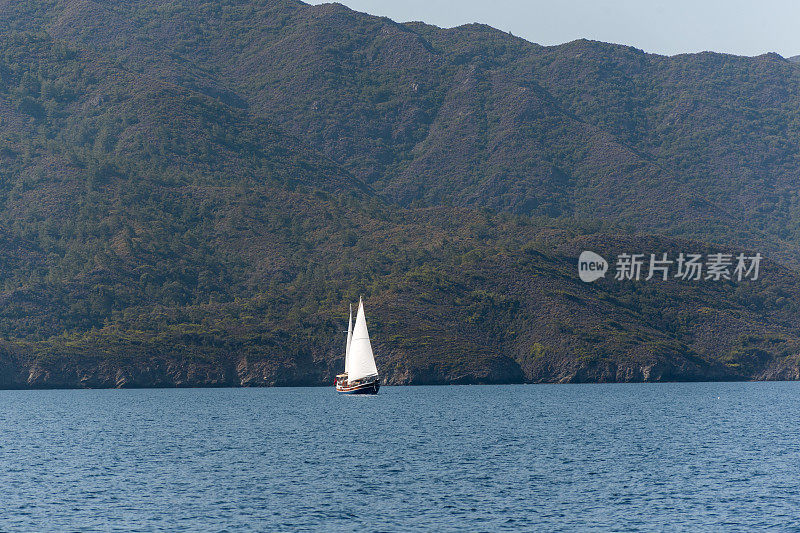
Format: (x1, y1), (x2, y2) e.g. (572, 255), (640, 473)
(344, 303), (353, 374)
(347, 297), (378, 381)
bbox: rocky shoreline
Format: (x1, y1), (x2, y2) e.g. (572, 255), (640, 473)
(2, 347), (798, 389)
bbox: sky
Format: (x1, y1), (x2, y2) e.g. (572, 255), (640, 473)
(305, 0), (798, 58)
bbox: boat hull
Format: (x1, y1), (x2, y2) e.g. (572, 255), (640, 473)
(336, 379), (380, 395)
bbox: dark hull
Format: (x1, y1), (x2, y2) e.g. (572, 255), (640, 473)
(336, 380), (380, 395)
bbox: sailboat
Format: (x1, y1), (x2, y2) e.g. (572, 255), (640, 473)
(335, 297), (380, 394)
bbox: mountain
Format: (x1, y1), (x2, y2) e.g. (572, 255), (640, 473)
(7, 1), (798, 260)
(1, 1), (800, 387)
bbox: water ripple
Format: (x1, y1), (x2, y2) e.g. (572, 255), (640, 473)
(1, 382), (800, 530)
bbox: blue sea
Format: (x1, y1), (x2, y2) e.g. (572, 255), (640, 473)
(1, 382), (799, 531)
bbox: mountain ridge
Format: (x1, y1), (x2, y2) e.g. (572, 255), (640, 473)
(1, 1), (800, 386)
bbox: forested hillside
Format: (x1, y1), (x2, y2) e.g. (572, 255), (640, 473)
(1, 0), (800, 387)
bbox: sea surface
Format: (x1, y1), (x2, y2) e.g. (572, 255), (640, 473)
(1, 382), (799, 531)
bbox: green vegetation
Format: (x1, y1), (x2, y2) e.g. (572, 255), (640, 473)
(0, 1), (799, 386)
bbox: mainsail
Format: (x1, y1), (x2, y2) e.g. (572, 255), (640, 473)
(344, 303), (353, 375)
(347, 297), (378, 381)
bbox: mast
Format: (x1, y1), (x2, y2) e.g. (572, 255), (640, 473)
(347, 296), (378, 381)
(344, 303), (353, 375)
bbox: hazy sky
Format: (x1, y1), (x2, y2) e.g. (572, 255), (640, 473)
(306, 0), (797, 58)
